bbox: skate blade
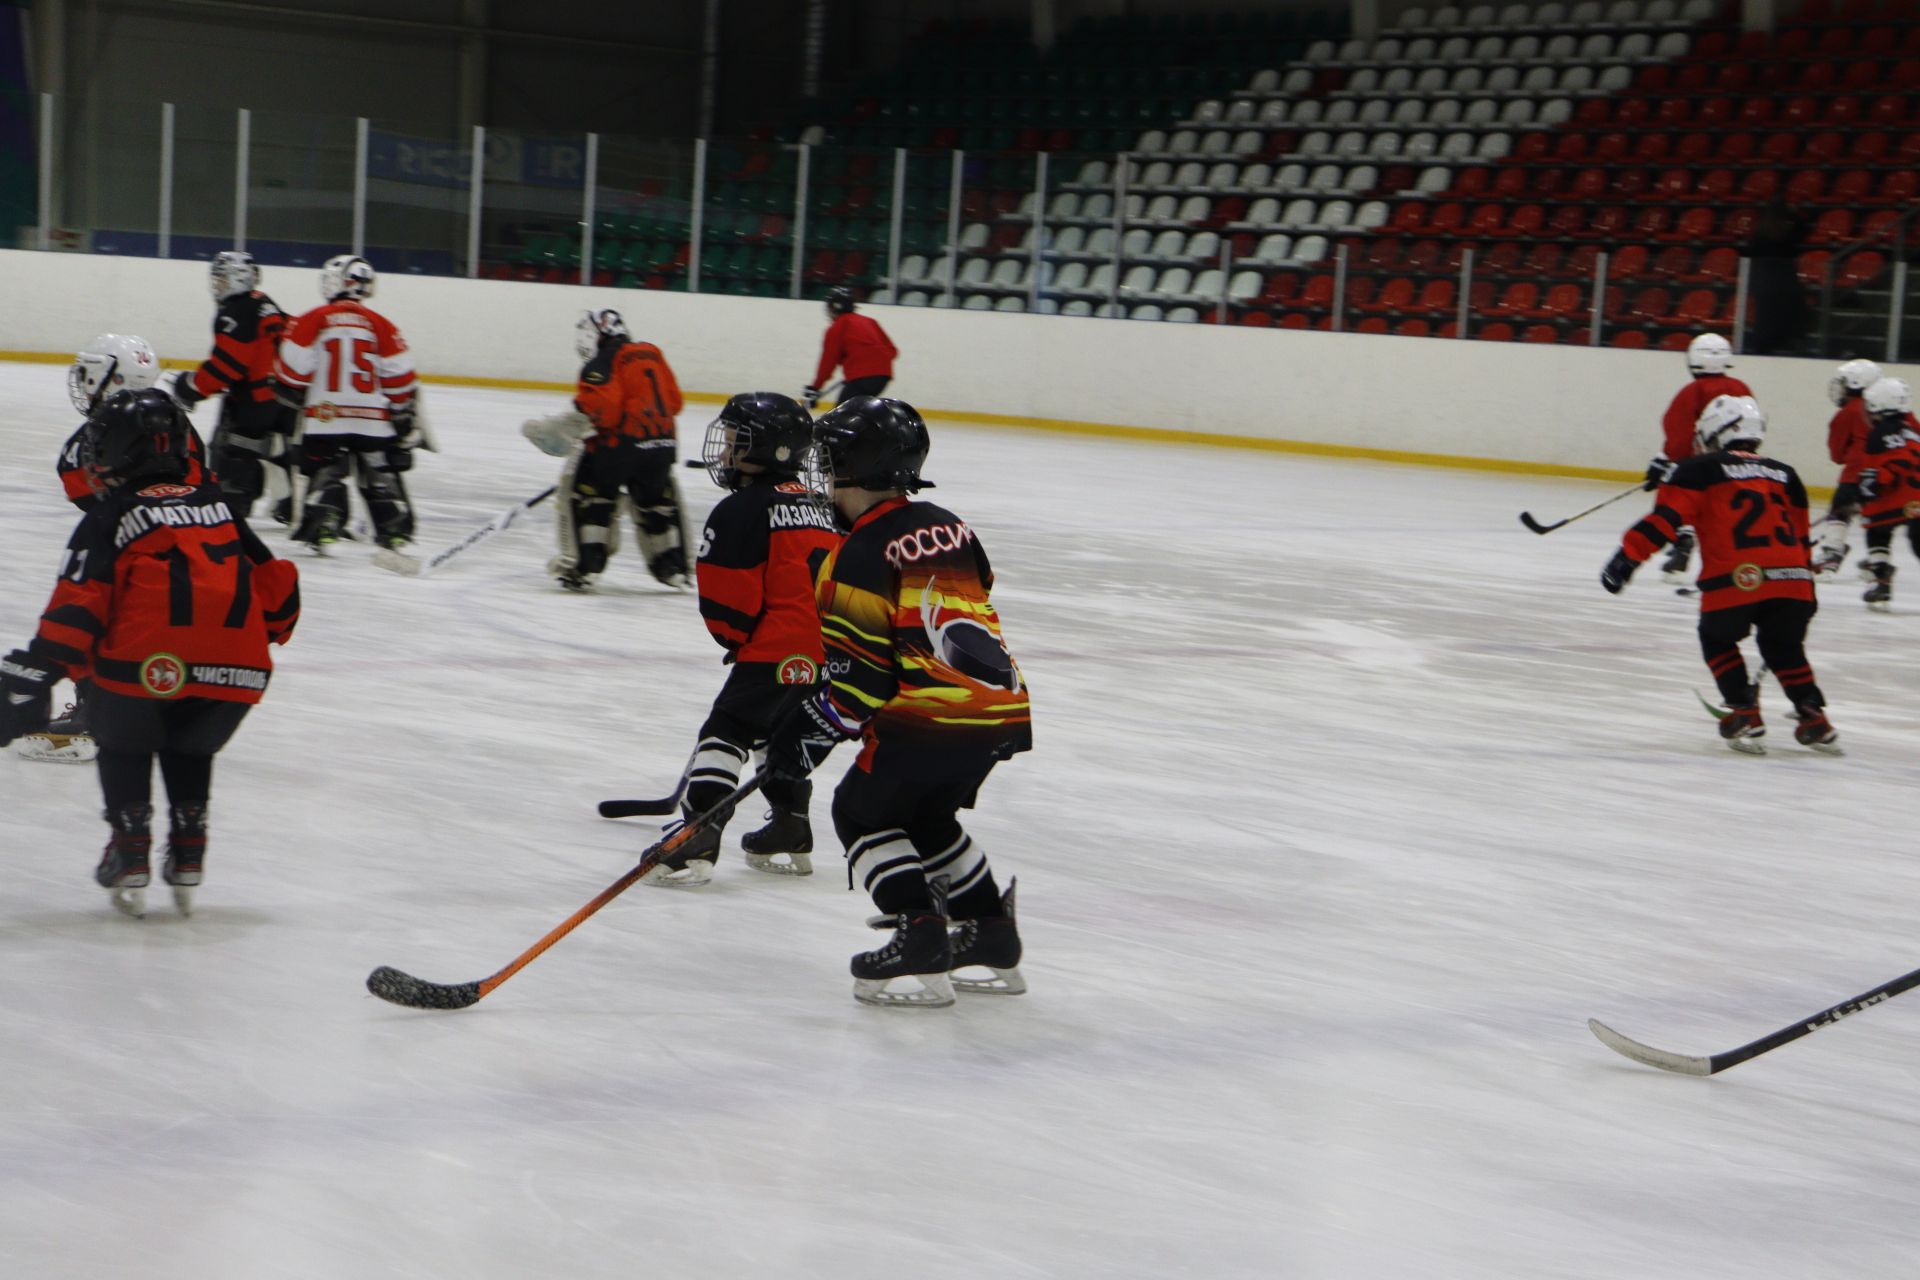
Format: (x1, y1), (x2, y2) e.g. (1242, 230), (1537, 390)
(952, 965), (1027, 995)
(1661, 570), (1690, 585)
(854, 972), (956, 1008)
(1868, 601), (1892, 613)
(1724, 737), (1767, 756)
(1802, 740), (1845, 757)
(170, 884), (196, 916)
(745, 851), (812, 876)
(108, 885), (147, 918)
(641, 859), (715, 888)
(15, 734), (98, 763)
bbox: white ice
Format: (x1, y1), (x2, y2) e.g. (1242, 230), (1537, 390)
(4, 361), (1920, 1280)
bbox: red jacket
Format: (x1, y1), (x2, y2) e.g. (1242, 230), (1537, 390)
(814, 313), (897, 387)
(1661, 374), (1752, 460)
(1827, 398), (1870, 483)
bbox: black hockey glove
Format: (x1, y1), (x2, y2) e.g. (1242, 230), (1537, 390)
(170, 370), (205, 409)
(766, 695), (850, 787)
(0, 652), (56, 747)
(1643, 456), (1675, 491)
(1858, 467), (1879, 502)
(1600, 550), (1638, 595)
(801, 385), (821, 411)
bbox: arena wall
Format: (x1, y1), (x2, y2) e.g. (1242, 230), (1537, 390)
(3, 247), (1909, 488)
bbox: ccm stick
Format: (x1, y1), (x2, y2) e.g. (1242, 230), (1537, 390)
(1518, 482), (1647, 535)
(367, 771), (765, 1010)
(374, 486), (557, 577)
(1590, 964), (1920, 1075)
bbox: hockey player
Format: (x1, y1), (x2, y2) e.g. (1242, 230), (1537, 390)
(169, 251), (295, 522)
(640, 392), (842, 886)
(1853, 377), (1920, 611)
(1644, 333), (1753, 584)
(766, 398), (1031, 1007)
(274, 255), (421, 553)
(803, 287), (896, 411)
(0, 388), (300, 916)
(1811, 358), (1882, 579)
(1602, 394), (1837, 755)
(523, 310), (690, 590)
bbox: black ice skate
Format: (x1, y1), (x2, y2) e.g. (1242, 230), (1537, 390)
(162, 804), (208, 916)
(95, 804), (153, 918)
(740, 806), (813, 876)
(1863, 562), (1894, 611)
(292, 511), (341, 556)
(1792, 708), (1843, 756)
(852, 898), (955, 1008)
(642, 818), (721, 888)
(1661, 534), (1694, 586)
(949, 879), (1026, 995)
(1716, 703), (1766, 755)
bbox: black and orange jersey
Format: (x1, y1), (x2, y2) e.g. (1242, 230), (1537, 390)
(26, 480), (299, 703)
(575, 341), (683, 446)
(1661, 374), (1752, 460)
(814, 497), (1031, 767)
(57, 420), (209, 511)
(1828, 397), (1871, 481)
(696, 479), (841, 668)
(1624, 450), (1814, 611)
(1857, 413), (1920, 529)
(188, 290), (287, 409)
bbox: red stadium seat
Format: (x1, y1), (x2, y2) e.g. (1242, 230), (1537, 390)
(1521, 324), (1560, 344)
(1609, 329), (1650, 350)
(1689, 248), (1740, 284)
(1566, 244), (1600, 278)
(1572, 167), (1609, 199)
(1674, 64), (1712, 91)
(1483, 242), (1525, 273)
(1653, 245), (1695, 278)
(1494, 168), (1531, 197)
(1863, 209), (1904, 240)
(1739, 169), (1782, 202)
(1390, 204), (1428, 233)
(1593, 133), (1632, 163)
(1674, 133), (1714, 163)
(1612, 168), (1651, 199)
(1653, 168), (1692, 199)
(1278, 312), (1309, 329)
(1468, 204), (1507, 236)
(1575, 99), (1612, 127)
(1585, 207), (1628, 240)
(1524, 242), (1564, 277)
(1694, 170), (1736, 202)
(1364, 240), (1403, 270)
(1346, 276), (1380, 310)
(1716, 133), (1758, 164)
(1665, 290), (1724, 325)
(1552, 134), (1590, 163)
(1403, 240), (1443, 271)
(1658, 331), (1692, 351)
(1870, 93), (1908, 124)
(1796, 250), (1832, 286)
(1354, 316), (1390, 334)
(1803, 132), (1846, 163)
(1719, 207), (1757, 243)
(1836, 251), (1888, 289)
(1850, 132), (1892, 162)
(1786, 170), (1827, 203)
(1610, 244), (1650, 280)
(1395, 318), (1432, 337)
(1454, 166), (1493, 197)
(1737, 97), (1774, 127)
(1366, 277), (1417, 314)
(1824, 170), (1873, 205)
(1237, 310), (1272, 327)
(1300, 275), (1336, 310)
(1429, 203), (1468, 235)
(1879, 171), (1919, 202)
(1810, 209), (1856, 243)
(1490, 281), (1539, 316)
(1416, 278), (1456, 314)
(1628, 286), (1671, 320)
(1264, 273), (1301, 304)
(1548, 205), (1587, 236)
(1899, 133), (1920, 164)
(1655, 98), (1691, 126)
(1696, 98), (1735, 127)
(1633, 207), (1672, 239)
(1513, 132), (1553, 162)
(1668, 207), (1716, 242)
(1477, 321), (1516, 342)
(1538, 283), (1584, 319)
(1822, 95), (1863, 126)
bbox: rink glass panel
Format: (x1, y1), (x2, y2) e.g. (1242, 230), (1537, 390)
(361, 118), (472, 279)
(586, 134), (694, 293)
(243, 108), (356, 269)
(476, 129), (587, 287)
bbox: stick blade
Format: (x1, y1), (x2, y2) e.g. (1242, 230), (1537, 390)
(1518, 511), (1559, 535)
(367, 965), (483, 1010)
(598, 797), (680, 818)
(1588, 1018), (1715, 1076)
(372, 548), (424, 577)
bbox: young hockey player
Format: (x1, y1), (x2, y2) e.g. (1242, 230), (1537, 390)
(1853, 377), (1920, 611)
(522, 310), (690, 590)
(1644, 333), (1753, 583)
(640, 392), (841, 887)
(803, 287), (896, 411)
(274, 255), (422, 553)
(766, 397), (1032, 1007)
(0, 389), (301, 916)
(1602, 394), (1837, 755)
(1811, 358), (1883, 580)
(169, 251), (296, 522)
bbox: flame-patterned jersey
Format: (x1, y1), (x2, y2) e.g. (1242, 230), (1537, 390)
(816, 496), (1031, 767)
(1624, 450), (1814, 611)
(57, 420), (209, 511)
(1856, 412), (1920, 530)
(26, 482), (300, 703)
(696, 480), (841, 668)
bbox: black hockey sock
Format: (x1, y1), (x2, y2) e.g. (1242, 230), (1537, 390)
(871, 870), (936, 916)
(158, 751), (215, 810)
(946, 872), (1005, 922)
(97, 750), (154, 810)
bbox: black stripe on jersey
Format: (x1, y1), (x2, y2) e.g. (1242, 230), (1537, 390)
(43, 604), (105, 638)
(31, 638), (87, 668)
(699, 598), (760, 637)
(208, 348), (248, 381)
(262, 594), (300, 624)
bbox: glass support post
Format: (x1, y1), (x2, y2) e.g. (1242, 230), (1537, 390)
(1456, 247), (1474, 338)
(944, 149), (964, 308)
(791, 142), (811, 300)
(466, 124), (485, 279)
(158, 102), (174, 259)
(689, 138), (707, 292)
(581, 132), (599, 287)
(352, 117), (369, 256)
(234, 107), (250, 250)
(887, 147), (906, 302)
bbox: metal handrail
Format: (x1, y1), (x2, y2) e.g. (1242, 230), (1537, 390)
(1817, 199), (1920, 357)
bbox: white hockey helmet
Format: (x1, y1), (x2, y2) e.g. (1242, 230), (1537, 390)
(1695, 393), (1765, 453)
(1827, 358), (1882, 406)
(1864, 376), (1913, 417)
(67, 333), (161, 414)
(1686, 332), (1734, 376)
(210, 250), (260, 300)
(321, 254), (376, 302)
(575, 308), (630, 360)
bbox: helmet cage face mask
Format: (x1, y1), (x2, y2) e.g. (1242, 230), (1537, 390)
(1829, 359), (1883, 406)
(321, 255), (376, 301)
(210, 251), (260, 300)
(576, 309), (629, 360)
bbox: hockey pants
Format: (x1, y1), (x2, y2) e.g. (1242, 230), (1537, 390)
(91, 690), (250, 813)
(831, 750), (1005, 920)
(684, 664), (818, 822)
(209, 403), (294, 520)
(559, 440), (687, 583)
(294, 433), (414, 545)
(1698, 598), (1824, 712)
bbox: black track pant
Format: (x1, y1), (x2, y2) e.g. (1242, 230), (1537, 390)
(839, 375), (891, 401)
(91, 690), (251, 813)
(1699, 597), (1823, 711)
(684, 663), (818, 819)
(832, 747), (1004, 919)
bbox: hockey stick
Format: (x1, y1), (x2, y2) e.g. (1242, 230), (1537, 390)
(366, 770), (767, 1010)
(1518, 482), (1647, 535)
(598, 745), (695, 818)
(1589, 964), (1920, 1075)
(374, 486), (557, 577)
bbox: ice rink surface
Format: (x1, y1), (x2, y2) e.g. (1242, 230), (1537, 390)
(4, 360), (1920, 1279)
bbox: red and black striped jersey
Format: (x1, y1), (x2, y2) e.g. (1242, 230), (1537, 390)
(1623, 450), (1813, 611)
(814, 497), (1031, 768)
(57, 420), (208, 511)
(26, 481), (299, 703)
(188, 291), (287, 406)
(1661, 374), (1752, 460)
(696, 479), (841, 670)
(1856, 413), (1920, 529)
(576, 341), (683, 445)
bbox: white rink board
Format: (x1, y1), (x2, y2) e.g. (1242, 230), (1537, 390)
(4, 362), (1920, 1279)
(2, 246), (1913, 482)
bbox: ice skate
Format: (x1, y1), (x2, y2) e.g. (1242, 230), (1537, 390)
(1858, 559), (1878, 583)
(547, 555), (594, 592)
(1716, 704), (1766, 755)
(95, 805), (153, 918)
(1660, 533), (1694, 586)
(642, 819), (720, 887)
(852, 900), (955, 1008)
(162, 805), (207, 916)
(1864, 563), (1893, 610)
(949, 879), (1026, 995)
(1792, 708), (1843, 756)
(1811, 550), (1846, 581)
(740, 806), (812, 876)
(16, 698), (98, 763)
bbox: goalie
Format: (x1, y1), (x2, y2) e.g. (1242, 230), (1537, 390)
(522, 310), (690, 591)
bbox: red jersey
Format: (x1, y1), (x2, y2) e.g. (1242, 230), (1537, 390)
(575, 341), (682, 445)
(1856, 413), (1920, 529)
(188, 291), (287, 410)
(1661, 374), (1753, 460)
(1623, 450), (1813, 611)
(26, 481), (299, 703)
(274, 300), (417, 439)
(813, 313), (898, 388)
(696, 480), (841, 669)
(1827, 397), (1870, 481)
(58, 420), (208, 510)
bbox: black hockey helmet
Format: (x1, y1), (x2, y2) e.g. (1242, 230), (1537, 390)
(703, 391), (816, 491)
(813, 397), (933, 493)
(825, 286), (856, 318)
(81, 388), (194, 492)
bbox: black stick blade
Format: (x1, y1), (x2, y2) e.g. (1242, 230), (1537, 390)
(598, 796), (680, 818)
(367, 965), (484, 1010)
(1519, 511), (1561, 535)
